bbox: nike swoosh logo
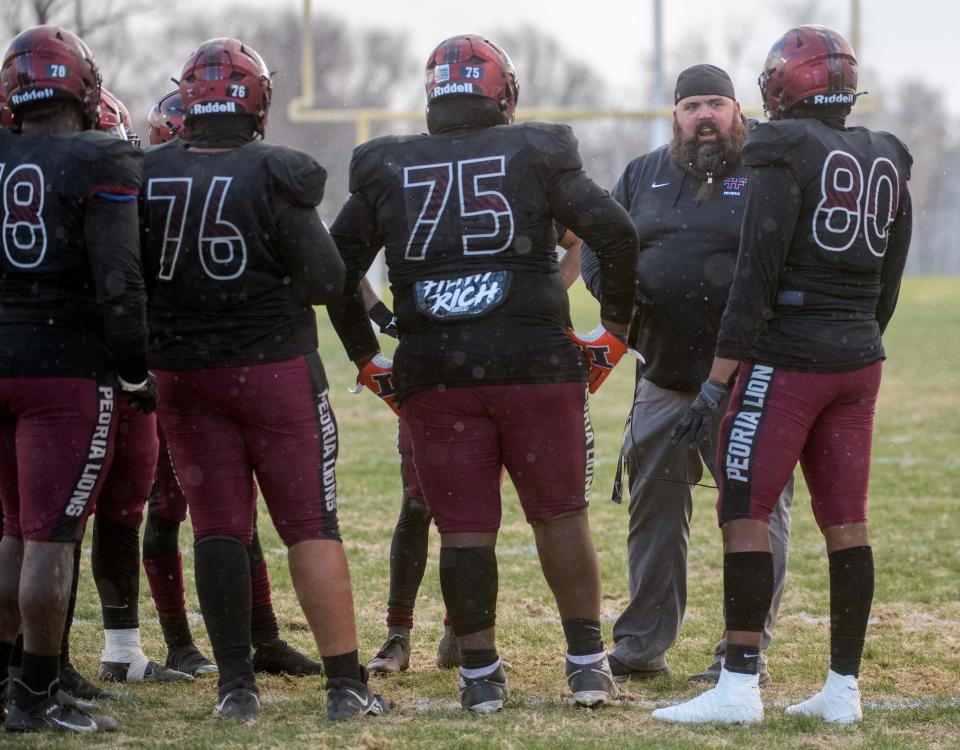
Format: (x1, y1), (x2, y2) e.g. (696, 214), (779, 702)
(345, 688), (370, 708)
(103, 604), (129, 609)
(651, 181), (670, 188)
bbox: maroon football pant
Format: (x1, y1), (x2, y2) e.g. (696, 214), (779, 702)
(156, 353), (340, 547)
(0, 377), (118, 542)
(400, 381), (593, 533)
(717, 361), (882, 530)
(95, 399), (159, 529)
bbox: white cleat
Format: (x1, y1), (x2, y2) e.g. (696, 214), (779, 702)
(652, 668), (763, 724)
(785, 670), (862, 724)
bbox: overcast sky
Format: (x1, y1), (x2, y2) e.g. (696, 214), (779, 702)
(186, 0), (954, 113)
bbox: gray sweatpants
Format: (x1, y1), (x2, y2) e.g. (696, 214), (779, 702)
(610, 377), (793, 669)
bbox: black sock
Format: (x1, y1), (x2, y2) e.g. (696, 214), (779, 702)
(829, 545), (874, 677)
(725, 643), (760, 675)
(460, 648), (499, 671)
(93, 516), (141, 630)
(561, 618), (603, 656)
(20, 651), (59, 694)
(250, 605), (279, 648)
(159, 617), (194, 650)
(0, 641), (12, 680)
(386, 493), (431, 629)
(248, 533), (279, 647)
(438, 546), (498, 637)
(322, 650), (361, 681)
(11, 634), (23, 668)
(195, 536), (254, 689)
(723, 551), (774, 633)
(59, 542), (82, 666)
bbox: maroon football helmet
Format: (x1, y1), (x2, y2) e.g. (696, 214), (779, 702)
(147, 89), (186, 144)
(0, 90), (13, 128)
(179, 37), (271, 136)
(425, 35), (519, 121)
(0, 25), (101, 127)
(759, 25), (858, 119)
(98, 87), (139, 146)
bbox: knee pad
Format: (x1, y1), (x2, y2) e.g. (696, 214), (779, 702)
(142, 507), (182, 560)
(401, 495), (432, 528)
(439, 546), (498, 637)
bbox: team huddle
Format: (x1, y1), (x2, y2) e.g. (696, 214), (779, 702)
(0, 20), (911, 734)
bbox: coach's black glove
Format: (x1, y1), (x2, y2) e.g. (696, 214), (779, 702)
(368, 301), (398, 339)
(121, 372), (159, 414)
(670, 380), (729, 447)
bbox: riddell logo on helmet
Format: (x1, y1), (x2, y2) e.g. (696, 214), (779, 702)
(189, 101), (238, 114)
(10, 88), (55, 106)
(812, 92), (855, 105)
(428, 82), (477, 99)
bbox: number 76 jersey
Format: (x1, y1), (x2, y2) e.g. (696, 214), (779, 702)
(141, 139), (327, 370)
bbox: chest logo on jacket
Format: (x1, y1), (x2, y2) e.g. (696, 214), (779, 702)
(722, 176), (747, 196)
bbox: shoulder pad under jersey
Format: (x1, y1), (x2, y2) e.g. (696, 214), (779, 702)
(264, 144), (327, 207)
(874, 129), (913, 182)
(348, 135), (402, 194)
(741, 120), (807, 168)
(71, 129), (143, 194)
(520, 121), (582, 171)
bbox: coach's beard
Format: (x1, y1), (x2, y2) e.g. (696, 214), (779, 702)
(671, 118), (746, 201)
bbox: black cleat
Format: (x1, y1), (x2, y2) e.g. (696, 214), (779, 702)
(213, 682), (260, 723)
(165, 644), (218, 677)
(59, 662), (118, 701)
(459, 663), (509, 714)
(607, 653), (670, 683)
(367, 633), (410, 674)
(435, 625), (461, 669)
(4, 679), (99, 733)
(99, 659), (192, 683)
(325, 669), (390, 721)
(565, 655), (620, 707)
(252, 638), (324, 676)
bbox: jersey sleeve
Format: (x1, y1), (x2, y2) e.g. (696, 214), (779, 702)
(524, 122), (583, 172)
(77, 136), (149, 382)
(714, 164), (801, 361)
(741, 121), (804, 169)
(326, 142), (389, 363)
(265, 146), (326, 208)
(77, 133), (142, 202)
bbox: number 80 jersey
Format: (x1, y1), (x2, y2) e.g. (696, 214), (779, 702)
(717, 117), (913, 371)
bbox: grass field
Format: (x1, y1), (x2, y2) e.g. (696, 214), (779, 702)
(42, 276), (960, 749)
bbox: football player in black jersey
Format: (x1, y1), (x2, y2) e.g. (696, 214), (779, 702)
(43, 88), (192, 699)
(364, 229), (583, 675)
(0, 26), (153, 733)
(328, 34), (638, 712)
(139, 88), (324, 680)
(140, 38), (388, 722)
(657, 26), (912, 725)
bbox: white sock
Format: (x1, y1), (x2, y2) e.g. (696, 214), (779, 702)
(460, 658), (502, 679)
(566, 651), (606, 665)
(102, 628), (150, 679)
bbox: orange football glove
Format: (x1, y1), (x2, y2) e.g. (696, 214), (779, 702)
(568, 325), (628, 393)
(355, 354), (400, 415)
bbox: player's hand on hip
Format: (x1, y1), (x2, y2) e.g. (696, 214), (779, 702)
(120, 372), (159, 415)
(567, 324), (628, 393)
(355, 354), (400, 415)
(670, 379), (729, 448)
